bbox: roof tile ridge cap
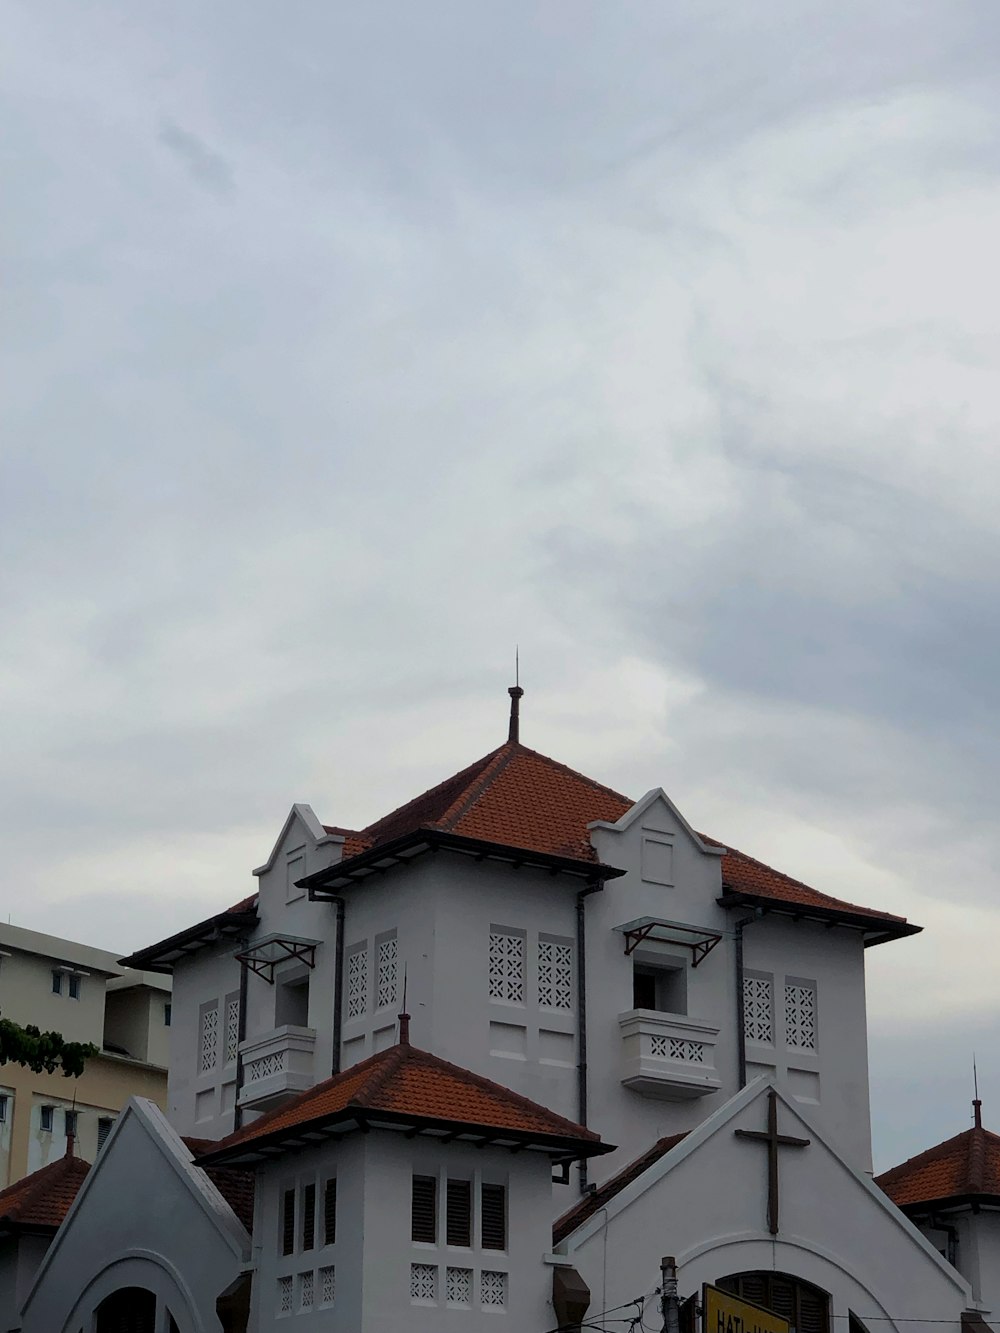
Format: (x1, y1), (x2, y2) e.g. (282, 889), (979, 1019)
(352, 1043), (410, 1108)
(359, 746), (506, 837)
(438, 744), (521, 831)
(715, 837), (907, 923)
(874, 1128), (972, 1183)
(402, 1046), (600, 1138)
(513, 743), (634, 806)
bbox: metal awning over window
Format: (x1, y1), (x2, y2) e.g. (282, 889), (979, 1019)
(614, 917), (723, 968)
(234, 934), (320, 984)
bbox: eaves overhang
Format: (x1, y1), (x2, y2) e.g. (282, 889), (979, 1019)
(196, 1106), (615, 1169)
(892, 1192), (1000, 1217)
(718, 890), (921, 947)
(120, 908), (258, 974)
(299, 828), (626, 898)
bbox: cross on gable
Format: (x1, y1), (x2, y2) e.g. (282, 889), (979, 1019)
(734, 1087), (810, 1234)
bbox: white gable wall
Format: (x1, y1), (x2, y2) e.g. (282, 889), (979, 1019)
(557, 1083), (973, 1333)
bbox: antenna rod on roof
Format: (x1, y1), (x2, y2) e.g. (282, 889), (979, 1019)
(974, 1055), (982, 1128)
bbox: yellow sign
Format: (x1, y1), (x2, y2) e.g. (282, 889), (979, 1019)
(702, 1285), (790, 1333)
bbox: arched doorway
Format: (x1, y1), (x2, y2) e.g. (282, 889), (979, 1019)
(94, 1287), (157, 1333)
(718, 1272), (830, 1333)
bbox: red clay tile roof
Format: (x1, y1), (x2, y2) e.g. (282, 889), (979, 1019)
(182, 1138), (255, 1233)
(322, 741), (912, 933)
(553, 1131), (688, 1243)
(0, 1152), (90, 1232)
(876, 1115), (1000, 1208)
(200, 1040), (610, 1166)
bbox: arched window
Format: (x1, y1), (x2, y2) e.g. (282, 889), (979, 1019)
(94, 1287), (157, 1333)
(717, 1272), (830, 1333)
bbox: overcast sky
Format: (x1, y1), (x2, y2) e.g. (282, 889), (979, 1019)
(4, 1), (999, 1171)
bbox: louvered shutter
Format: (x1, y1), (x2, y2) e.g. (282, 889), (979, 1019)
(282, 1189), (296, 1256)
(411, 1175), (437, 1243)
(446, 1179), (472, 1246)
(302, 1182), (316, 1251)
(481, 1183), (506, 1251)
(324, 1178), (337, 1245)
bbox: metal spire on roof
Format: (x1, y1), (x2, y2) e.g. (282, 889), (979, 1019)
(398, 967), (410, 1045)
(507, 649), (523, 744)
(974, 1055), (982, 1129)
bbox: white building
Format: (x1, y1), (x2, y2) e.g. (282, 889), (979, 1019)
(4, 692), (996, 1331)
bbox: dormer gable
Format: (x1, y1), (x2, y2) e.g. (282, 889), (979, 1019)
(589, 787), (725, 878)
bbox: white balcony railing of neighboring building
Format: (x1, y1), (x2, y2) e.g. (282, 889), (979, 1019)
(618, 1010), (722, 1100)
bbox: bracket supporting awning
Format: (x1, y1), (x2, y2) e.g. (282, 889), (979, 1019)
(234, 934), (319, 984)
(614, 917), (723, 968)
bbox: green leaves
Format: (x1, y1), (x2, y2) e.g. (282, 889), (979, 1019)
(0, 1015), (99, 1078)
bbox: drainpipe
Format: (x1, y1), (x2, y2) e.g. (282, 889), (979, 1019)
(576, 881), (605, 1194)
(330, 897), (346, 1076)
(233, 950), (250, 1131)
(734, 909), (763, 1089)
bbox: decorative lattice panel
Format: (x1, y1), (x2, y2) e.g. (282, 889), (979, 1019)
(319, 1266), (336, 1307)
(277, 1276), (293, 1315)
(743, 976), (774, 1044)
(246, 1050), (286, 1083)
(488, 933), (524, 1003)
(300, 1270), (314, 1310)
(446, 1267), (472, 1306)
(200, 1006), (218, 1072)
(538, 940), (572, 1009)
(377, 937), (398, 1011)
(225, 997), (240, 1065)
(348, 948), (368, 1019)
(784, 983), (817, 1049)
(481, 1270), (507, 1308)
(410, 1263), (437, 1303)
(650, 1035), (705, 1063)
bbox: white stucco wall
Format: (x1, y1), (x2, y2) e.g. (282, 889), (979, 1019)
(20, 1099), (249, 1333)
(557, 1082), (973, 1333)
(252, 1127), (557, 1331)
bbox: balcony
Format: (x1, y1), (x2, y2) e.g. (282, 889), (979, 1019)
(238, 1025), (317, 1113)
(619, 1010), (722, 1100)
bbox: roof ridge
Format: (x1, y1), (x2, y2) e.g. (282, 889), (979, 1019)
(353, 1042), (410, 1106)
(359, 746), (506, 837)
(968, 1122), (987, 1193)
(513, 743), (633, 806)
(436, 745), (519, 830)
(875, 1126), (981, 1183)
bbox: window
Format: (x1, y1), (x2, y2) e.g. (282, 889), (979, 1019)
(633, 961), (687, 1015)
(302, 1182), (316, 1251)
(446, 1179), (472, 1247)
(538, 938), (573, 1010)
(40, 1105), (54, 1133)
(164, 1003), (172, 1026)
(743, 973), (774, 1044)
(411, 1174), (437, 1243)
(347, 945), (368, 1020)
(0, 1095), (8, 1123)
(323, 1178), (337, 1246)
(488, 930), (524, 1003)
(64, 1109), (78, 1137)
(97, 1117), (113, 1150)
(199, 1002), (219, 1072)
(68, 974), (81, 1000)
(376, 933), (398, 1011)
(784, 980), (817, 1050)
(481, 1183), (507, 1251)
(718, 1272), (829, 1333)
(282, 1188), (296, 1256)
(275, 977), (309, 1028)
(51, 970), (63, 996)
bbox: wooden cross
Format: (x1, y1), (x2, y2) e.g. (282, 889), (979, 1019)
(734, 1088), (810, 1234)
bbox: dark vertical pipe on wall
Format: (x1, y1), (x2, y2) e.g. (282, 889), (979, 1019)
(331, 897), (346, 1076)
(576, 880), (604, 1194)
(734, 910), (761, 1089)
(233, 951), (250, 1131)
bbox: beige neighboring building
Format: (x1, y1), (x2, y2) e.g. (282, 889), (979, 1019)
(0, 921), (170, 1186)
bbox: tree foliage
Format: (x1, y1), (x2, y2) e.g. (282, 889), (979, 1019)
(0, 1014), (99, 1078)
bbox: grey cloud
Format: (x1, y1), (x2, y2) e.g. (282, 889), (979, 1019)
(158, 121), (235, 196)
